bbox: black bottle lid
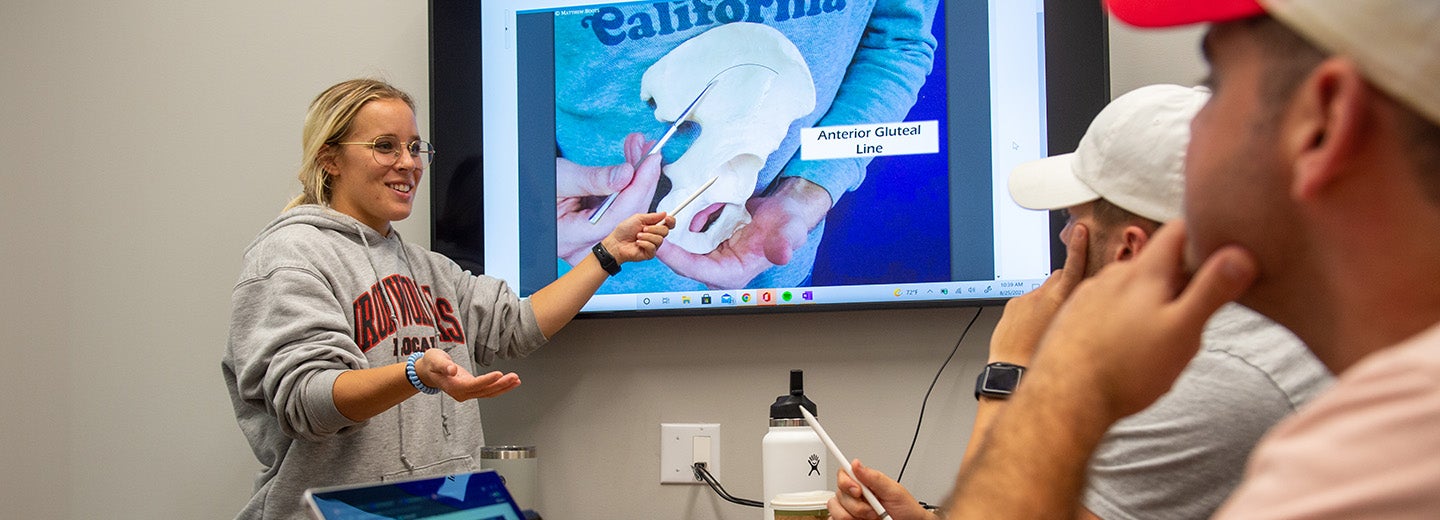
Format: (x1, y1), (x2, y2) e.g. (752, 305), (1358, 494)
(770, 369), (818, 419)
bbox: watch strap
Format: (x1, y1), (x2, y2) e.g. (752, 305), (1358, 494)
(592, 242), (622, 275)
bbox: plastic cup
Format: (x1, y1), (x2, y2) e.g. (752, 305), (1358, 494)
(771, 490), (834, 519)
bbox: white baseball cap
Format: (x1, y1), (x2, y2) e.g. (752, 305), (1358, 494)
(1008, 84), (1210, 223)
(1105, 0), (1440, 127)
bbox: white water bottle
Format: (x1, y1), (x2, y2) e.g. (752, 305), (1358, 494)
(762, 369), (827, 520)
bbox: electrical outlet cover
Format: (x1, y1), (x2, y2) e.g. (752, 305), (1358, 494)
(660, 423), (721, 484)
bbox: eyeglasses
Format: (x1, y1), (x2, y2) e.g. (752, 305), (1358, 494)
(335, 137), (436, 167)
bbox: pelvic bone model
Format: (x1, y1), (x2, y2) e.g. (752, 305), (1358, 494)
(641, 22), (816, 254)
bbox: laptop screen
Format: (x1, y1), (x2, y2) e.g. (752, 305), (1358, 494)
(304, 470), (526, 520)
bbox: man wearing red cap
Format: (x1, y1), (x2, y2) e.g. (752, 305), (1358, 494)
(928, 0), (1440, 517)
(830, 84), (1333, 520)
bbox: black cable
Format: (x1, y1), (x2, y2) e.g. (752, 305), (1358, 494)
(693, 462), (764, 508)
(896, 306), (984, 484)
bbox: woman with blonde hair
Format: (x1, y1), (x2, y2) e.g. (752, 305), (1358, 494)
(223, 78), (672, 519)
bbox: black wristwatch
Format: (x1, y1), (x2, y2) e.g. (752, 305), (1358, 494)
(592, 242), (622, 276)
(975, 362), (1025, 400)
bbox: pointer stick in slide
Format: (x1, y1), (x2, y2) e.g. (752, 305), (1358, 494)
(588, 63), (775, 225)
(588, 82), (718, 224)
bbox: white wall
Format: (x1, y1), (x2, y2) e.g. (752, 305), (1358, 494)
(1, 2), (430, 518)
(0, 3), (1205, 518)
(1108, 19), (1207, 96)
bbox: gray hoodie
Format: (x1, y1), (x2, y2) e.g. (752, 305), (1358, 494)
(222, 205), (546, 519)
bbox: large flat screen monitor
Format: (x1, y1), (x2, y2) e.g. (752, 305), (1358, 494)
(430, 0), (1107, 316)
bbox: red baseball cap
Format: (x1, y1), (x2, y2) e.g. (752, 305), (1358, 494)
(1105, 0), (1266, 28)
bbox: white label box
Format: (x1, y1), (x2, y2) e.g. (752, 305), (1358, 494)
(800, 120), (939, 160)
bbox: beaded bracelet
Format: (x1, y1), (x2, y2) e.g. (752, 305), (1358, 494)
(405, 351), (441, 395)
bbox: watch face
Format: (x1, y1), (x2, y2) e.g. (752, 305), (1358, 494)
(981, 366), (1022, 394)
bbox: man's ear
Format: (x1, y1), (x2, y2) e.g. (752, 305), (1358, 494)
(1288, 57), (1369, 201)
(1114, 224), (1152, 262)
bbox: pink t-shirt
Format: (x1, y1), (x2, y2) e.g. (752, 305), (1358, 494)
(1216, 322), (1440, 518)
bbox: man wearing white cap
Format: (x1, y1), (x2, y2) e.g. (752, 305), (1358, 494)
(830, 85), (1331, 520)
(939, 0), (1440, 518)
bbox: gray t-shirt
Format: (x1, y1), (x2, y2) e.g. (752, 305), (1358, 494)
(1081, 303), (1333, 520)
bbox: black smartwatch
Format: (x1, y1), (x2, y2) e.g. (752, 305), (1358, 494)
(974, 362), (1025, 400)
(591, 242), (622, 276)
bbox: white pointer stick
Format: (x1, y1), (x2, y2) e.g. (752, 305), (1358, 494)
(799, 407), (889, 519)
(668, 175), (720, 216)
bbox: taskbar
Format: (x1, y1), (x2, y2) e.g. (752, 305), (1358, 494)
(578, 279), (1046, 313)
